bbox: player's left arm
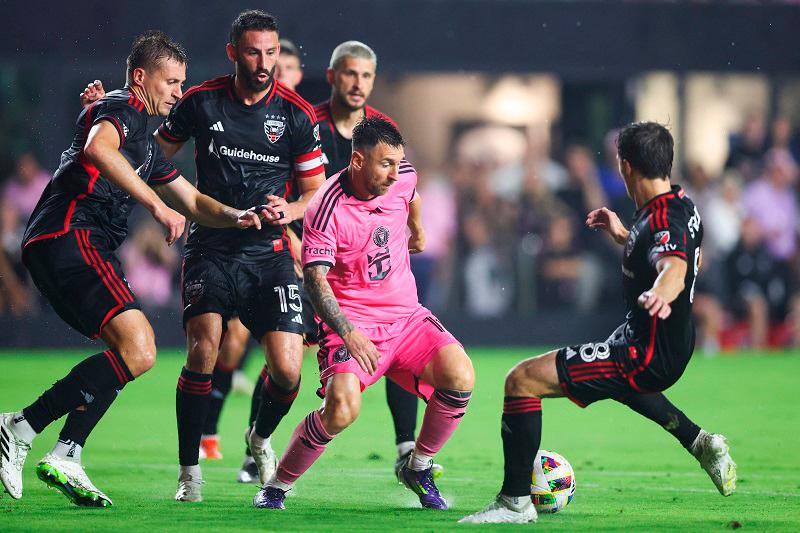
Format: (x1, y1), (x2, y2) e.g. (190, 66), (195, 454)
(407, 192), (425, 254)
(638, 256), (687, 319)
(262, 171), (325, 226)
(153, 175), (267, 229)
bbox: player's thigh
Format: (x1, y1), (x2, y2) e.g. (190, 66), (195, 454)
(185, 312), (224, 373)
(218, 316), (250, 366)
(100, 308), (156, 377)
(419, 344), (474, 391)
(505, 350), (562, 398)
(320, 372), (363, 433)
(237, 255), (305, 342)
(260, 329), (303, 387)
(181, 254), (236, 332)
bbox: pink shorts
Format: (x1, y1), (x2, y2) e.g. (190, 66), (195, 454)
(316, 306), (461, 401)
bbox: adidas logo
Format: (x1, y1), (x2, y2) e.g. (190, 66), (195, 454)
(209, 121), (225, 132)
(1, 425), (11, 462)
(292, 314), (303, 324)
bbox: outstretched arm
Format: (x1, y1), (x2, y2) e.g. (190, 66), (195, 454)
(304, 263), (380, 374)
(586, 207), (629, 246)
(262, 172), (326, 225)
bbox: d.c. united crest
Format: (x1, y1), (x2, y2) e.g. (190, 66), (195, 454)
(264, 114), (286, 143)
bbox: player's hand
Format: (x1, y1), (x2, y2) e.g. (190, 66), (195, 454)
(263, 194), (296, 225)
(586, 207), (627, 244)
(638, 290), (672, 319)
(236, 205), (270, 230)
(342, 329), (381, 375)
(408, 230), (426, 254)
(80, 80), (105, 108)
(152, 203), (186, 246)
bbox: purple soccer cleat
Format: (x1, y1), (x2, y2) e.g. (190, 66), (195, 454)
(252, 486), (287, 509)
(399, 462), (448, 510)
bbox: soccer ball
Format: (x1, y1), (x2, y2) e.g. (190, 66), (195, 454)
(531, 449), (576, 513)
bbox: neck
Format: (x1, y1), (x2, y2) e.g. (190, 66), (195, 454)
(346, 169), (375, 201)
(632, 176), (672, 210)
(234, 75), (272, 105)
(129, 85), (155, 115)
(329, 96), (365, 139)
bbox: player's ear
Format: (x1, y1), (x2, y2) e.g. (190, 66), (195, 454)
(131, 67), (146, 87)
(325, 68), (334, 86)
(351, 149), (364, 170)
(225, 43), (237, 63)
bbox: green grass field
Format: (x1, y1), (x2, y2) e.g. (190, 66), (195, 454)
(1, 348), (798, 531)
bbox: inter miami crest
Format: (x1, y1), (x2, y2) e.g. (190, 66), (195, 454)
(373, 226), (389, 247)
(264, 114), (286, 143)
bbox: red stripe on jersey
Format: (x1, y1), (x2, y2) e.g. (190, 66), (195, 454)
(149, 168), (178, 183)
(277, 86), (316, 123)
(157, 125), (183, 143)
(657, 251), (687, 259)
(661, 198), (669, 228)
(572, 371), (620, 383)
(181, 76), (230, 101)
(627, 315), (658, 392)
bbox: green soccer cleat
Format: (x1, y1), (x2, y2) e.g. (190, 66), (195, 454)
(36, 455), (112, 507)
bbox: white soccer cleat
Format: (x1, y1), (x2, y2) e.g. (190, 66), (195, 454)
(36, 454), (112, 507)
(237, 455), (259, 484)
(247, 429), (277, 486)
(175, 473), (204, 503)
(459, 494), (538, 524)
(231, 370), (255, 396)
(0, 413), (31, 500)
(691, 430), (737, 496)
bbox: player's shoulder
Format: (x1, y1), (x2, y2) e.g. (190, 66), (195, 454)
(274, 81), (316, 123)
(365, 105), (397, 127)
(396, 158), (418, 189)
(95, 88), (146, 115)
(306, 171), (348, 230)
(180, 75), (232, 103)
(312, 100), (332, 124)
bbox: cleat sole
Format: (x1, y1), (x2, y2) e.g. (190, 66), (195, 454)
(36, 463), (110, 508)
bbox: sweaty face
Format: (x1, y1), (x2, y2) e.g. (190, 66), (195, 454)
(330, 56), (376, 111)
(356, 142), (405, 197)
(142, 58), (186, 117)
(231, 30), (279, 93)
(276, 54), (302, 91)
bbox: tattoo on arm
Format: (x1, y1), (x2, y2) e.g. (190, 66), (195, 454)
(304, 264), (354, 337)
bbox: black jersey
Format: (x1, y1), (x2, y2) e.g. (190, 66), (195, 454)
(23, 88), (178, 250)
(158, 76), (323, 261)
(312, 100), (395, 178)
(621, 185), (703, 378)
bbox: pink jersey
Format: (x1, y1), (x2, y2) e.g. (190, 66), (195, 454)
(302, 162), (420, 325)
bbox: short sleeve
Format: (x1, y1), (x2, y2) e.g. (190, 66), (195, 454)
(292, 108), (324, 178)
(647, 211), (689, 267)
(93, 103), (140, 147)
(398, 159), (419, 203)
(147, 142), (179, 186)
(302, 200), (337, 268)
(158, 93), (196, 144)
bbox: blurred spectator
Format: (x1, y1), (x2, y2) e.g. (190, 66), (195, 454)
(741, 148), (799, 262)
(684, 163), (741, 264)
(1, 153), (51, 257)
(725, 113), (767, 182)
(462, 211), (513, 317)
(120, 220), (180, 308)
(557, 144), (608, 217)
(0, 248), (34, 316)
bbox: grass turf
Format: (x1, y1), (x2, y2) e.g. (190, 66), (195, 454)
(1, 348), (798, 531)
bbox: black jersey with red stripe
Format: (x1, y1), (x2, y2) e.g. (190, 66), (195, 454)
(312, 100), (396, 178)
(23, 88), (178, 250)
(159, 76), (323, 261)
(621, 185), (703, 379)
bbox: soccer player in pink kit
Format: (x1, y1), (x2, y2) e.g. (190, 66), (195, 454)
(253, 117), (474, 510)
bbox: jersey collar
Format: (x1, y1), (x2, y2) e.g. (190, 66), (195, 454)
(637, 184), (682, 215)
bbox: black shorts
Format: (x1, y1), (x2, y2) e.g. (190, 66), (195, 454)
(22, 228), (141, 339)
(181, 252), (304, 340)
(555, 323), (685, 408)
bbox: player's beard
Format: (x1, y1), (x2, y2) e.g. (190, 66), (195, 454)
(240, 63), (277, 93)
(335, 90), (366, 112)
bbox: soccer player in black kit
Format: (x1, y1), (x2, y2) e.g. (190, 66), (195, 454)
(155, 11), (325, 502)
(0, 31), (268, 507)
(461, 122), (737, 524)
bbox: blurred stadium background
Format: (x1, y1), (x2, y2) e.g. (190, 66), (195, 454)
(2, 0), (800, 352)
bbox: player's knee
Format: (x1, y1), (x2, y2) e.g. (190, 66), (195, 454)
(505, 364), (537, 397)
(445, 359), (475, 391)
(119, 328), (157, 375)
(323, 390), (361, 433)
(187, 336), (219, 373)
(267, 358), (302, 390)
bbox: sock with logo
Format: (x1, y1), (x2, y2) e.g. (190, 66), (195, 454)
(21, 350), (133, 435)
(274, 410), (333, 486)
(618, 392), (701, 450)
(412, 389), (471, 470)
(501, 396), (542, 497)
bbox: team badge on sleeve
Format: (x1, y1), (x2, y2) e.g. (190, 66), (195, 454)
(654, 230), (670, 245)
(264, 114), (286, 143)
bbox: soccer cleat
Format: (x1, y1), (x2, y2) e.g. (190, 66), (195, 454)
(231, 370), (255, 396)
(199, 435), (223, 460)
(253, 485), (287, 509)
(394, 450), (444, 483)
(459, 494), (538, 524)
(36, 454), (112, 507)
(691, 430), (737, 496)
(399, 459), (448, 510)
(175, 473), (204, 502)
(0, 413), (31, 499)
(238, 456), (260, 484)
(247, 429), (277, 486)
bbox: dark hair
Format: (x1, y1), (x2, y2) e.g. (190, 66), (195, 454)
(230, 10), (278, 46)
(352, 117), (404, 151)
(126, 30), (187, 84)
(279, 38), (300, 58)
(616, 121), (674, 179)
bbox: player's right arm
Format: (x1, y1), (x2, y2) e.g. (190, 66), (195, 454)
(304, 263), (381, 375)
(83, 120), (185, 245)
(586, 207), (629, 245)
